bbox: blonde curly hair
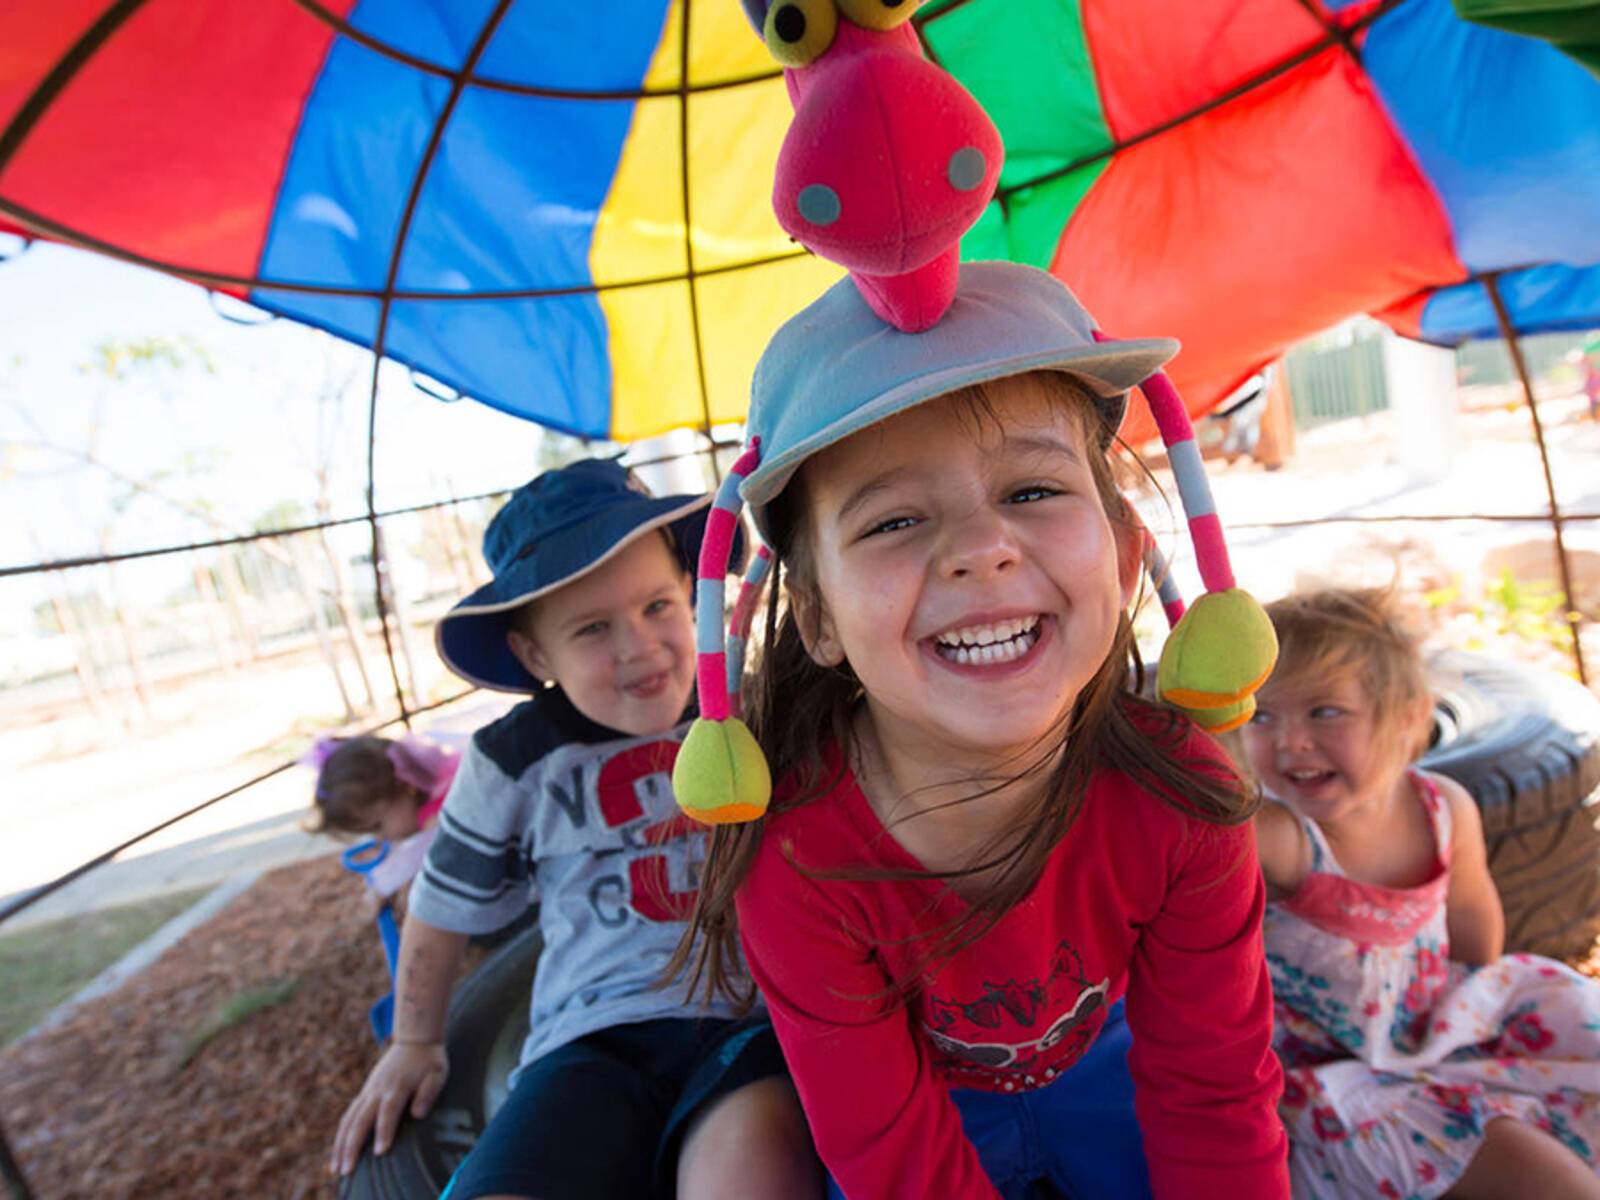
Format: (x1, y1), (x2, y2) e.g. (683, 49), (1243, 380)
(1262, 587), (1433, 760)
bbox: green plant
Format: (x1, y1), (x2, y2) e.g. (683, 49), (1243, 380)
(1425, 572), (1577, 676)
(0, 890), (209, 1046)
(1480, 570), (1576, 653)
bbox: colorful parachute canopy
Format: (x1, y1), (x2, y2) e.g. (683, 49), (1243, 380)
(2, 0), (1597, 445)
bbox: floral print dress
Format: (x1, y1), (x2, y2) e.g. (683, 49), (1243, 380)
(1263, 770), (1600, 1199)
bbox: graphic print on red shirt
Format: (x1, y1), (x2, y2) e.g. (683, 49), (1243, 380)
(925, 940), (1111, 1080)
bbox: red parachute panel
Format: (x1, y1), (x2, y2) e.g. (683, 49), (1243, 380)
(1084, 0), (1326, 140)
(0, 0), (357, 282)
(1055, 44), (1466, 442)
(0, 0), (107, 133)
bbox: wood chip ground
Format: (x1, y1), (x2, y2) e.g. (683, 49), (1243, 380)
(1, 856), (483, 1199)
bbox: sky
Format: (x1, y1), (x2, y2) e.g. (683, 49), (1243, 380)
(0, 239), (618, 639)
(0, 238), (563, 542)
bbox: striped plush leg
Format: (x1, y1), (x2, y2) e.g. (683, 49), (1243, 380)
(1104, 351), (1278, 731)
(673, 441), (775, 824)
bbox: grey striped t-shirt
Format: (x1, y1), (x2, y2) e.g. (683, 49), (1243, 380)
(408, 689), (744, 1073)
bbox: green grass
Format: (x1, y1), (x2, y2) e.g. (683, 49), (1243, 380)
(176, 976), (300, 1071)
(0, 888), (209, 1046)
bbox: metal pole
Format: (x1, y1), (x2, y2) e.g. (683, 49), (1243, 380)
(1483, 273), (1589, 686)
(678, 0), (723, 488)
(364, 368), (411, 728)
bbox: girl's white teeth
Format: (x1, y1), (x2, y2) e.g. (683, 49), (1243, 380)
(934, 617), (1041, 664)
(936, 616), (1038, 647)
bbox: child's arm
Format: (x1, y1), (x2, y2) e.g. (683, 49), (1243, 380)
(1435, 772), (1504, 965)
(1253, 800), (1308, 901)
(737, 847), (1003, 1200)
(1127, 817), (1289, 1199)
(329, 916), (468, 1176)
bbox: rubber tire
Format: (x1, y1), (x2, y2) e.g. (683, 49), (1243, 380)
(1420, 650), (1600, 960)
(339, 925), (540, 1200)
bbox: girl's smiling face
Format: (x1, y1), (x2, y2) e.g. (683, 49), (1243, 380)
(796, 376), (1141, 768)
(1243, 670), (1423, 825)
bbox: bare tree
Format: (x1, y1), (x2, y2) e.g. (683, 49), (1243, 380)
(15, 514), (116, 724)
(189, 552), (241, 677)
(290, 340), (383, 711)
(253, 500), (361, 722)
(2, 336), (357, 722)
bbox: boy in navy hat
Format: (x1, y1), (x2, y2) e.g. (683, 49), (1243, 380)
(330, 459), (819, 1200)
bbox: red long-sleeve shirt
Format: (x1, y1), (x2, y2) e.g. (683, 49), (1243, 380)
(736, 736), (1287, 1200)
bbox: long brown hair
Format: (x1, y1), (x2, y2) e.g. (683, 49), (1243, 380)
(673, 374), (1257, 1007)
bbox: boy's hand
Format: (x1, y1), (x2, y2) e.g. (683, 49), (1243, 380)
(329, 1040), (449, 1176)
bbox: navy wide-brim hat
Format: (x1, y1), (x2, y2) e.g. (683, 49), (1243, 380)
(437, 458), (727, 693)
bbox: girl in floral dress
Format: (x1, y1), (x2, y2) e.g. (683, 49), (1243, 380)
(1244, 588), (1600, 1199)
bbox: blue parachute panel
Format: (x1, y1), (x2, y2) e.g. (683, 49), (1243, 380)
(476, 0), (675, 92)
(246, 289), (385, 349)
(395, 86), (640, 292)
(1419, 263), (1600, 344)
(259, 38), (451, 289)
(384, 296), (614, 437)
(346, 0), (505, 72)
(1364, 0), (1600, 274)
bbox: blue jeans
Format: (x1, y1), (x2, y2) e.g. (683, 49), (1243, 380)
(827, 1001), (1151, 1200)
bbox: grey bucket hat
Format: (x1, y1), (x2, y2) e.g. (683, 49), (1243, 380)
(739, 260), (1178, 542)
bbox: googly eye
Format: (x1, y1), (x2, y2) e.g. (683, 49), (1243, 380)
(764, 0), (838, 67)
(836, 0), (919, 31)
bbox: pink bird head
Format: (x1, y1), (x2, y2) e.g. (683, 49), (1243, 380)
(743, 0), (1003, 331)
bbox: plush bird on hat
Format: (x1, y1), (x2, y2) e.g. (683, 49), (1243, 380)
(743, 0), (1002, 332)
(672, 0), (1276, 825)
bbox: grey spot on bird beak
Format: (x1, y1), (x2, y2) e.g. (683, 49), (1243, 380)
(947, 146), (987, 192)
(797, 183), (842, 226)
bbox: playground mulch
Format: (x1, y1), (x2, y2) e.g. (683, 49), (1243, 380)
(0, 854), (1596, 1199)
(0, 855), (484, 1199)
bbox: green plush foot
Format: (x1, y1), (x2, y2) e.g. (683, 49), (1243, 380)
(1157, 588), (1278, 709)
(672, 717), (772, 825)
(1171, 692), (1256, 734)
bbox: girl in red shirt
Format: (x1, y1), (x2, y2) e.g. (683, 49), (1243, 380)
(675, 262), (1289, 1200)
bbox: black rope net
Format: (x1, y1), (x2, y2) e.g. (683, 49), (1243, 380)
(1, 0), (1594, 920)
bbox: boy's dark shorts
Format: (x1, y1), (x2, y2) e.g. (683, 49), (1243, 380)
(440, 1014), (788, 1200)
